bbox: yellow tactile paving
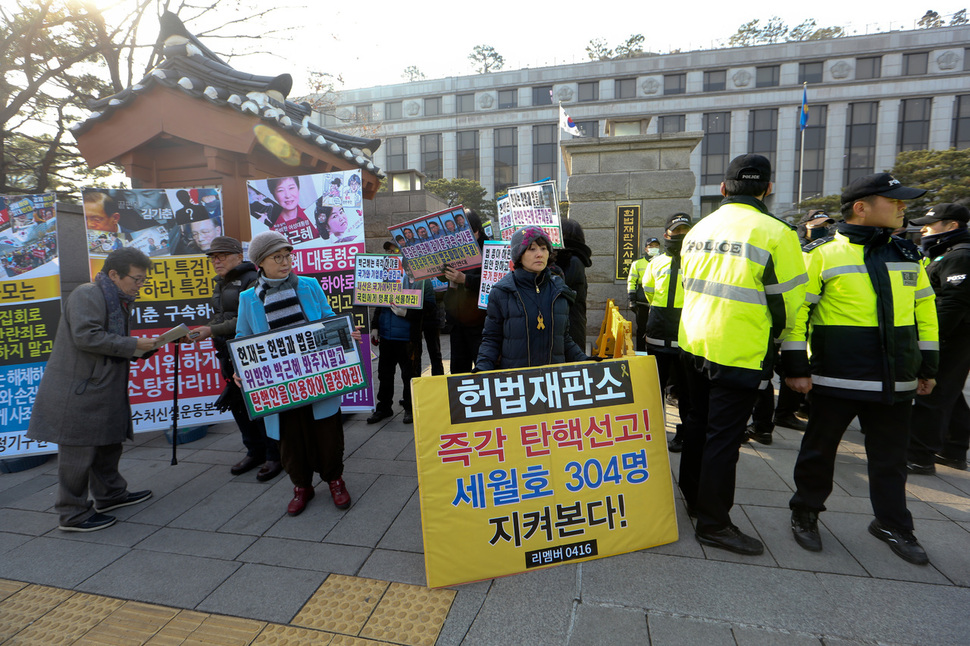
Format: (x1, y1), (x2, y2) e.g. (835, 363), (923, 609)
(0, 583), (76, 642)
(11, 592), (124, 645)
(0, 572), (452, 646)
(0, 579), (26, 603)
(359, 583), (455, 646)
(291, 574), (390, 635)
(251, 623), (335, 645)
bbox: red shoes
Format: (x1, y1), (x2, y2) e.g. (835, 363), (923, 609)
(287, 486), (314, 516)
(328, 478), (351, 509)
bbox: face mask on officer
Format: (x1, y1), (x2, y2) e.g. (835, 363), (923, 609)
(807, 226), (830, 241)
(664, 234), (687, 254)
(647, 247), (661, 258)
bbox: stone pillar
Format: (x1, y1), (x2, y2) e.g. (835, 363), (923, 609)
(561, 131), (703, 344)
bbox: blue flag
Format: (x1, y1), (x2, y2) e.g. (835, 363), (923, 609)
(799, 85), (809, 131)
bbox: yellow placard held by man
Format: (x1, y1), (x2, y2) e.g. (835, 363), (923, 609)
(412, 355), (677, 588)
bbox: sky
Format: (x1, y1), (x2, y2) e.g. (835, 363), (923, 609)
(204, 1), (968, 95)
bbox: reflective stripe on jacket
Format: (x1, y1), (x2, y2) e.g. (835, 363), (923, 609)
(642, 252), (683, 352)
(781, 224), (939, 403)
(678, 196), (807, 388)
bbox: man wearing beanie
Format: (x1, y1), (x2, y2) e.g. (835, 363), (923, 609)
(189, 236), (280, 482)
(642, 213), (693, 453)
(906, 202), (970, 474)
(678, 154), (807, 556)
(783, 173), (938, 565)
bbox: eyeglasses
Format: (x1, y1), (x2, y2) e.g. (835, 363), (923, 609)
(270, 252), (293, 264)
(124, 274), (147, 286)
(208, 253), (233, 262)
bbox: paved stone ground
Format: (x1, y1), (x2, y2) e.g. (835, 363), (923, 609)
(1, 338), (969, 644)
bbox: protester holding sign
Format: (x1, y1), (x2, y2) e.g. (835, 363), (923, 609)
(476, 226), (589, 371)
(235, 231), (360, 515)
(443, 209), (488, 373)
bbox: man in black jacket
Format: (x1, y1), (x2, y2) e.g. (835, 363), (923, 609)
(189, 236), (281, 481)
(907, 203), (970, 474)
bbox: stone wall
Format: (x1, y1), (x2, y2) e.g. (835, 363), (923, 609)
(561, 131), (703, 347)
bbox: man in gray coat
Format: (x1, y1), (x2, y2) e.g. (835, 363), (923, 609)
(27, 248), (158, 532)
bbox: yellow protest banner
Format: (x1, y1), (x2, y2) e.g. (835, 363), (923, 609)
(412, 355), (677, 588)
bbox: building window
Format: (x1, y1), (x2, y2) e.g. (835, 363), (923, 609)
(756, 65), (779, 88)
(533, 125), (557, 184)
(579, 81), (599, 102)
(702, 112), (730, 185)
(664, 73), (686, 96)
(700, 196), (722, 218)
(794, 105), (827, 200)
(703, 70), (726, 92)
(954, 95), (970, 149)
(798, 62), (824, 84)
(844, 102), (879, 186)
(354, 104), (372, 122)
(574, 120), (598, 137)
(498, 89), (517, 109)
(385, 101), (402, 120)
(385, 136), (407, 172)
(494, 127), (518, 195)
(899, 98), (932, 152)
(903, 52), (928, 76)
(533, 86), (553, 106)
(748, 109), (778, 169)
(420, 133), (442, 180)
(658, 115), (686, 133)
(457, 130), (479, 181)
(424, 97), (441, 117)
(457, 93), (475, 114)
(856, 56), (881, 80)
(615, 78), (636, 99)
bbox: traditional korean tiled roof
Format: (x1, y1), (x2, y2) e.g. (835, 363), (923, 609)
(71, 12), (383, 177)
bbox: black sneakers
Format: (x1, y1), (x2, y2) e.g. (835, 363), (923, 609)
(868, 520), (929, 565)
(59, 512), (116, 532)
(696, 524), (764, 555)
(934, 454), (968, 471)
(94, 490), (153, 513)
(906, 461), (936, 475)
(743, 424), (773, 446)
(791, 509), (822, 552)
(667, 436), (684, 453)
(772, 414), (808, 432)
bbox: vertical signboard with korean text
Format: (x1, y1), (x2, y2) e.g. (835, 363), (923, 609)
(615, 205), (641, 281)
(412, 355), (678, 588)
(0, 194), (60, 456)
(82, 188), (232, 432)
(248, 171), (373, 412)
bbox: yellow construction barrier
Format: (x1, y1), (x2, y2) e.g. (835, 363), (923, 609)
(593, 298), (636, 358)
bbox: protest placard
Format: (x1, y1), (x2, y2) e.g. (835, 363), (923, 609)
(412, 355), (677, 588)
(499, 181), (563, 248)
(249, 170), (373, 412)
(478, 241), (513, 310)
(389, 206), (483, 281)
(0, 193), (60, 457)
(228, 315), (367, 419)
(81, 187), (224, 257)
(353, 253), (423, 309)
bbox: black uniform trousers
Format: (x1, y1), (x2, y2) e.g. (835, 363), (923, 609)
(450, 324), (484, 374)
(679, 360), (760, 533)
(750, 378), (803, 433)
(634, 304), (649, 352)
(791, 392), (914, 532)
(651, 349), (691, 439)
(908, 337), (970, 464)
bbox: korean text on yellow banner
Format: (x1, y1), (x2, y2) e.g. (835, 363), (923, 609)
(413, 355), (677, 588)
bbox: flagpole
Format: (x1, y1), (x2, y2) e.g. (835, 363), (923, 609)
(558, 102), (563, 203)
(798, 82), (806, 214)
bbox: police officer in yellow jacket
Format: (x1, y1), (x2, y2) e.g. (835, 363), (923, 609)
(628, 238), (660, 351)
(679, 154), (807, 555)
(783, 173), (938, 565)
(643, 213), (693, 453)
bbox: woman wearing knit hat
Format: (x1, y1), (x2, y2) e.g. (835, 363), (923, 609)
(476, 226), (590, 370)
(235, 231), (361, 516)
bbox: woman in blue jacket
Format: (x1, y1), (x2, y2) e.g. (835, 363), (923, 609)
(476, 226), (589, 370)
(236, 231), (359, 516)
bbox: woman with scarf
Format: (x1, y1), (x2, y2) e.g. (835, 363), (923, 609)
(476, 226), (589, 371)
(235, 231), (360, 516)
